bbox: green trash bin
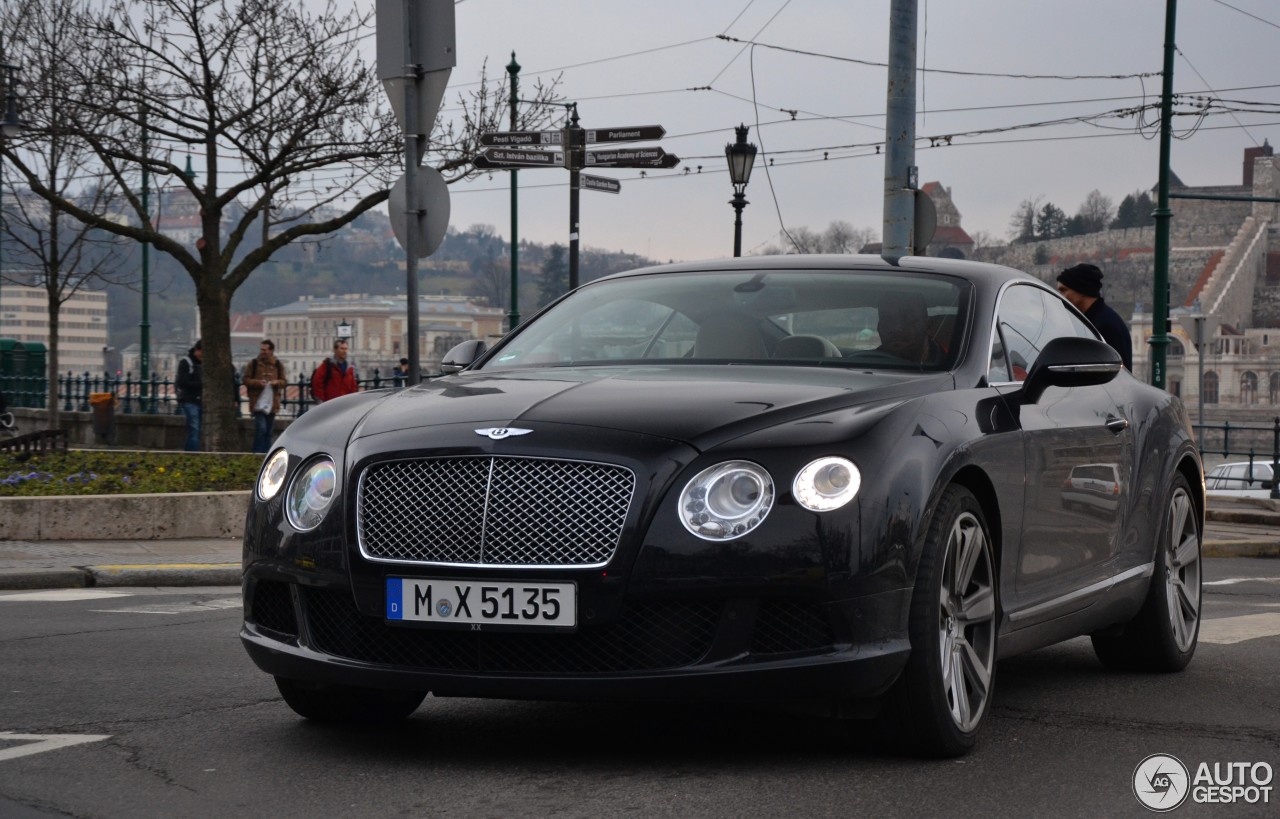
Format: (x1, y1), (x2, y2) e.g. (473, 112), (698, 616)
(89, 392), (117, 444)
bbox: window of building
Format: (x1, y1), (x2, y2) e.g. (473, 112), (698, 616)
(1241, 371), (1258, 405)
(1203, 371), (1219, 404)
(1271, 372), (1280, 404)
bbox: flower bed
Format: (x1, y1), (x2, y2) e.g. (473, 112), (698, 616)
(0, 451), (260, 496)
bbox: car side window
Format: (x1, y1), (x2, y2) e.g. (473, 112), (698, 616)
(993, 285), (1097, 382)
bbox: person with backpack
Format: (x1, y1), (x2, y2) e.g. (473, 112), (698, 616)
(311, 339), (358, 404)
(176, 340), (203, 451)
(244, 339), (287, 453)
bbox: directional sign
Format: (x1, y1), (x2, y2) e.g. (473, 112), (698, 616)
(585, 125), (666, 144)
(474, 148), (566, 169)
(581, 174), (621, 194)
(585, 147), (678, 168)
(479, 130), (564, 147)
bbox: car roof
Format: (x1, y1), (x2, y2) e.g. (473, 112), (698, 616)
(593, 253), (1042, 291)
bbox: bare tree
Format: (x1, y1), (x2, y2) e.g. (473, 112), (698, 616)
(3, 0), (561, 451)
(1007, 196), (1043, 244)
(820, 221), (876, 254)
(1076, 189), (1115, 234)
(0, 0), (134, 428)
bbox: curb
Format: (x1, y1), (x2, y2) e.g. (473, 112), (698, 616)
(1202, 540), (1280, 559)
(0, 564), (241, 591)
(88, 563), (242, 588)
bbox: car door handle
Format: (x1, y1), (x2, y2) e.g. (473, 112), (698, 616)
(1105, 416), (1129, 434)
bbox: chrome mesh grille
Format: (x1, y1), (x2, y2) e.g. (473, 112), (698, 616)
(358, 456), (635, 567)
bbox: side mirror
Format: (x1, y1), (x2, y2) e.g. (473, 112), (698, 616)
(440, 339), (487, 374)
(1021, 337), (1122, 403)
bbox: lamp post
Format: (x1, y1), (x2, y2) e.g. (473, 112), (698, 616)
(725, 124), (756, 258)
(0, 59), (24, 334)
(337, 317), (351, 344)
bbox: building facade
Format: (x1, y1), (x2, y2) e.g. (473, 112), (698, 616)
(0, 284), (109, 375)
(261, 293), (504, 379)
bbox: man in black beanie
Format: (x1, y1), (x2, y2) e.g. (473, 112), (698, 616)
(1056, 263), (1132, 370)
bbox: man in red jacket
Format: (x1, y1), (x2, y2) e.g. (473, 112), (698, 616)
(311, 339), (359, 403)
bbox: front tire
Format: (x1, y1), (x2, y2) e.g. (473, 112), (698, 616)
(883, 485), (998, 757)
(275, 677), (426, 724)
(1091, 473), (1201, 671)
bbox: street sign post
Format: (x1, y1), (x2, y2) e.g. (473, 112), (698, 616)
(581, 174), (621, 194)
(584, 125), (666, 143)
(479, 130), (564, 147)
(468, 119), (674, 294)
(377, 0), (455, 386)
(474, 148), (566, 169)
(585, 147), (676, 167)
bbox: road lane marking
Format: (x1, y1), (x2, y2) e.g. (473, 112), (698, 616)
(1200, 613), (1280, 644)
(0, 590), (130, 602)
(1204, 577), (1280, 586)
(0, 732), (111, 762)
(90, 597), (241, 615)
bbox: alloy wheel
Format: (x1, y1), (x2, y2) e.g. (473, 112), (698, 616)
(938, 510), (997, 732)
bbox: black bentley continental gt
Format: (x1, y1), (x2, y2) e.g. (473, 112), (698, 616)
(241, 255), (1204, 757)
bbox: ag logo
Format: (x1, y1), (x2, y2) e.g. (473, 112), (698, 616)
(1133, 754), (1190, 812)
(475, 427), (533, 440)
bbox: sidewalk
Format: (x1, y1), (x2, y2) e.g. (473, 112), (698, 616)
(0, 519), (1276, 592)
(0, 537), (241, 590)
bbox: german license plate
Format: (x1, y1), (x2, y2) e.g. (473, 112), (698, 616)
(386, 578), (576, 629)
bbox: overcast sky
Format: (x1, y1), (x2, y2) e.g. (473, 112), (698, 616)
(418, 0), (1280, 262)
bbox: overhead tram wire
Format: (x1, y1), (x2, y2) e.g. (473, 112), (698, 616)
(705, 0), (794, 87)
(715, 34), (1161, 81)
(1210, 0), (1280, 30)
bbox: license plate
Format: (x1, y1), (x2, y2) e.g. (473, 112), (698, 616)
(386, 578), (576, 629)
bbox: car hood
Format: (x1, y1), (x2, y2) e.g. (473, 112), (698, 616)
(350, 365), (951, 449)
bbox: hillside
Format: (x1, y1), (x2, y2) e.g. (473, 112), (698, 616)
(105, 216), (656, 350)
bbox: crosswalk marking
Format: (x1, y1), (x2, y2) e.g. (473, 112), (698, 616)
(0, 590), (130, 602)
(90, 598), (241, 615)
(0, 732), (111, 762)
(1199, 613), (1280, 644)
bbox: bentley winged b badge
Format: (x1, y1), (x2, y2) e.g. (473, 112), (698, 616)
(475, 427), (533, 440)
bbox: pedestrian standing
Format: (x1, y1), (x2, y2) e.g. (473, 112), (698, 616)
(393, 357), (411, 386)
(176, 339), (203, 451)
(1056, 263), (1133, 371)
(310, 339), (359, 403)
(244, 339), (286, 453)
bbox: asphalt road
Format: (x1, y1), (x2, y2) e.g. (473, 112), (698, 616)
(0, 559), (1277, 819)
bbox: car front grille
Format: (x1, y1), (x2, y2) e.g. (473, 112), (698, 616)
(303, 588), (718, 673)
(357, 456), (635, 567)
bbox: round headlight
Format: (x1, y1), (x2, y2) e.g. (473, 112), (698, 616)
(792, 456), (861, 512)
(285, 457), (337, 531)
(679, 460), (774, 540)
(257, 448), (289, 501)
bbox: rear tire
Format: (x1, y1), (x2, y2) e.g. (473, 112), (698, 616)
(882, 485), (998, 758)
(275, 677), (426, 724)
(1091, 473), (1201, 672)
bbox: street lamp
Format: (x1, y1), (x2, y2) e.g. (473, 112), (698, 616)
(337, 317), (352, 342)
(0, 60), (24, 336)
(725, 123), (757, 258)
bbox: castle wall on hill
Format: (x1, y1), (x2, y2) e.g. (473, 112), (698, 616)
(971, 187), (1258, 323)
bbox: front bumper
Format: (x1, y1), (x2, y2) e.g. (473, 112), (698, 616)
(241, 574), (911, 705)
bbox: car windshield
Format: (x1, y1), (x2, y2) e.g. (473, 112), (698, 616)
(482, 269), (970, 372)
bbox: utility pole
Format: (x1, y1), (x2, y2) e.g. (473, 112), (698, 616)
(881, 0), (918, 263)
(507, 53), (520, 331)
(1150, 0), (1178, 390)
(139, 104), (151, 392)
(567, 103), (583, 289)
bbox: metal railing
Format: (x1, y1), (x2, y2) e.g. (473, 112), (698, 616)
(0, 368), (410, 418)
(1194, 416), (1280, 500)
